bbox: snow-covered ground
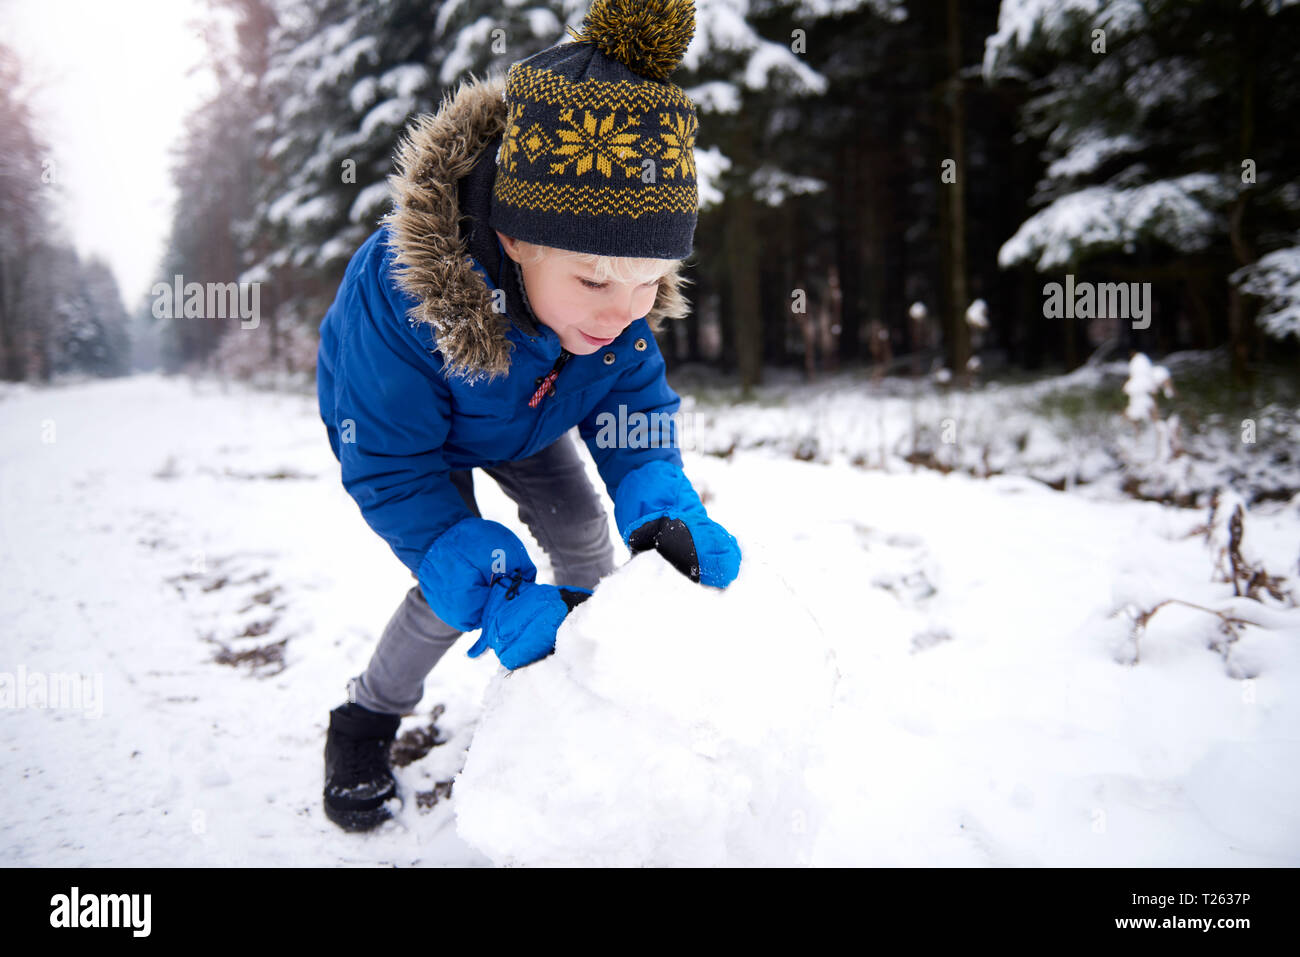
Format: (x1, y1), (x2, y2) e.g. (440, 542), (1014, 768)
(1, 372), (1298, 866)
(670, 349), (1300, 508)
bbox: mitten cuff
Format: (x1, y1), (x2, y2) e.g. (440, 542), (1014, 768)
(417, 517), (537, 631)
(612, 460), (707, 546)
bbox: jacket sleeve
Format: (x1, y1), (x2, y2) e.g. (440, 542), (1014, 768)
(326, 236), (535, 630)
(576, 326), (694, 543)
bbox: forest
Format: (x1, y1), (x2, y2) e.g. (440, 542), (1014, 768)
(2, 0), (1296, 393)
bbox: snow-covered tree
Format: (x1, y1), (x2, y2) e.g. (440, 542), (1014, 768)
(1231, 238), (1300, 342)
(158, 0), (276, 372)
(987, 1), (1217, 269)
(0, 43), (53, 381)
(240, 0), (573, 373)
(251, 0), (432, 283)
(671, 0), (911, 390)
(984, 0), (1300, 371)
(52, 256), (131, 377)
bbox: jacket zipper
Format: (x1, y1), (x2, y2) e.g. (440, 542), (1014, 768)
(528, 348), (572, 409)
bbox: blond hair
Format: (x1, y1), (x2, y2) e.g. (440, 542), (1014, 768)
(511, 237), (680, 287)
(501, 234), (695, 331)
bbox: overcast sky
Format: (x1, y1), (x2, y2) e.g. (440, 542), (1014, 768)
(2, 0), (214, 308)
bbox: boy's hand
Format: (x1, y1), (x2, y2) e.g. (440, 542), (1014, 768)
(466, 571), (592, 670)
(614, 460), (742, 589)
(628, 514), (741, 589)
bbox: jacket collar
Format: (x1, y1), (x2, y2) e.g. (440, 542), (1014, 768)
(380, 72), (690, 383)
(455, 123), (544, 342)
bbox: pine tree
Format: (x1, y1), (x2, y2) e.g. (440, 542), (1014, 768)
(0, 43), (53, 381)
(158, 0), (276, 372)
(246, 0), (457, 357)
(984, 0), (1300, 377)
(669, 0), (855, 391)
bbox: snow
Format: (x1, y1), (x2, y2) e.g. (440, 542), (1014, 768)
(438, 17), (499, 87)
(348, 181), (392, 224)
(792, 0), (907, 21)
(1122, 352), (1173, 422)
(1124, 57), (1204, 113)
(521, 7), (563, 38)
(685, 80), (741, 115)
(667, 356), (1300, 508)
(278, 92), (311, 123)
(752, 165), (827, 207)
(318, 234), (362, 266)
(983, 0), (1149, 79)
(1046, 132), (1143, 180)
(359, 97), (414, 140)
(743, 43), (828, 95)
(268, 133), (295, 163)
(693, 145), (732, 210)
(455, 550), (837, 866)
(2, 373), (1298, 866)
(433, 0), (469, 42)
(1205, 488), (1254, 579)
(378, 64), (430, 100)
(307, 36), (379, 97)
(1232, 242), (1300, 342)
(348, 75), (378, 114)
(999, 174), (1234, 271)
(682, 0), (828, 96)
(267, 189), (338, 230)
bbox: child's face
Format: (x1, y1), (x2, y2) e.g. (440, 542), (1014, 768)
(497, 231), (663, 355)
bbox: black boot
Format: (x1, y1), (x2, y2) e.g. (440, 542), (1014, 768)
(323, 701), (402, 832)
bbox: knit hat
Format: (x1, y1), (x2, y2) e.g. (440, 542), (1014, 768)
(488, 0), (700, 261)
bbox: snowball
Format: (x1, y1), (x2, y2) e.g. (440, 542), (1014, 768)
(1183, 740), (1300, 856)
(453, 546), (840, 866)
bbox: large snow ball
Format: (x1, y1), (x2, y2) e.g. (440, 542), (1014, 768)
(454, 545), (840, 866)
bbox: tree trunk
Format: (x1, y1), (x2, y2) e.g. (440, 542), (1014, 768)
(1063, 260), (1079, 371)
(858, 133), (888, 367)
(0, 254), (15, 380)
(723, 113), (762, 396)
(823, 262), (842, 374)
(943, 0), (971, 377)
(834, 138), (860, 366)
(1228, 1), (1259, 391)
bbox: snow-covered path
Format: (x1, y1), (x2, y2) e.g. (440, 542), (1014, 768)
(2, 374), (1297, 866)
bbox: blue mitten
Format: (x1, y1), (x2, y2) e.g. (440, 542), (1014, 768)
(467, 572), (593, 670)
(417, 517), (592, 669)
(614, 460), (741, 588)
(417, 517), (536, 632)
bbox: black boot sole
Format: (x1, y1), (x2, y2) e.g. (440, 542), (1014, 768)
(323, 776), (402, 832)
(324, 799), (396, 832)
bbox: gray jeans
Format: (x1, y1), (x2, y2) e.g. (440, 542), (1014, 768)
(347, 431), (616, 716)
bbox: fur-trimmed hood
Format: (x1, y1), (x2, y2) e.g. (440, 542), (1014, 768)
(380, 73), (692, 381)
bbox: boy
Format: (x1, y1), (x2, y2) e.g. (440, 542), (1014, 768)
(315, 0), (741, 832)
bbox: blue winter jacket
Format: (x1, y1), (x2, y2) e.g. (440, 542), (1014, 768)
(316, 74), (707, 632)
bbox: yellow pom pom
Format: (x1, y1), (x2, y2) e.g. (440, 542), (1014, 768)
(565, 0), (696, 82)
